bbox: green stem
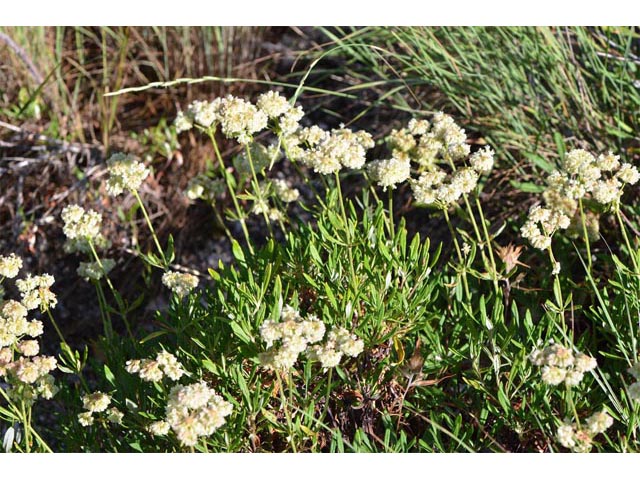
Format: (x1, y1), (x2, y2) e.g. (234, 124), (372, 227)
(87, 241), (134, 340)
(579, 198), (593, 272)
(334, 171), (357, 282)
(44, 306), (67, 346)
(444, 208), (471, 301)
(616, 206), (639, 274)
(474, 195), (499, 292)
(277, 372), (297, 453)
(208, 129), (254, 254)
(388, 188), (395, 239)
(21, 403), (31, 453)
(547, 246), (568, 339)
(132, 189), (167, 267)
(245, 143), (274, 238)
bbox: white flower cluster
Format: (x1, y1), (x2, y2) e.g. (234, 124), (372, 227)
(547, 149), (639, 209)
(148, 381), (233, 447)
(176, 94), (292, 145)
(374, 113), (496, 204)
(78, 391), (123, 427)
(0, 253), (23, 279)
(307, 326), (365, 369)
(273, 179), (300, 203)
(185, 175), (225, 202)
(105, 153), (150, 196)
(1, 280), (57, 406)
(77, 259), (116, 282)
(625, 362), (640, 401)
(557, 410), (613, 453)
(61, 204), (111, 255)
(530, 343), (597, 387)
(16, 274), (57, 311)
(258, 305), (364, 370)
(523, 149), (640, 248)
(125, 350), (186, 382)
(520, 205), (571, 250)
(289, 127), (374, 175)
(367, 152), (411, 191)
(162, 271), (199, 299)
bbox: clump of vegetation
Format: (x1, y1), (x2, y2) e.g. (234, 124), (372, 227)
(2, 27), (640, 453)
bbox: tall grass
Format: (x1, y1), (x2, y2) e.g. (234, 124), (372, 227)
(316, 27), (640, 171)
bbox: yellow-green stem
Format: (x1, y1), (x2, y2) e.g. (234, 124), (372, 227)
(88, 240), (134, 340)
(579, 198), (593, 272)
(132, 189), (167, 267)
(474, 195), (499, 292)
(245, 143), (274, 237)
(208, 129), (254, 254)
(334, 172), (357, 282)
(616, 206), (639, 274)
(444, 208), (471, 301)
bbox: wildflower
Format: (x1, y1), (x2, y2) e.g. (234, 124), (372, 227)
(557, 424), (576, 449)
(78, 412), (94, 427)
(307, 326), (364, 369)
(185, 176), (225, 202)
(162, 271), (199, 299)
(148, 420), (171, 436)
(256, 91), (291, 119)
(407, 118), (430, 136)
(258, 305), (326, 371)
(105, 153), (150, 196)
(574, 353), (597, 373)
(156, 351), (185, 381)
(307, 343), (343, 369)
(218, 95), (268, 144)
(541, 366), (567, 386)
(18, 340), (39, 357)
(174, 110), (194, 133)
(564, 370), (584, 387)
(333, 327), (364, 357)
(596, 152), (620, 172)
(37, 374), (58, 399)
(26, 320), (44, 338)
(127, 351), (185, 382)
(138, 360), (164, 382)
(451, 168), (479, 194)
(616, 163), (640, 184)
(163, 382), (233, 447)
(16, 274), (57, 311)
(273, 179), (300, 203)
(585, 411), (613, 435)
(387, 128), (417, 153)
(0, 253), (22, 279)
(61, 205), (103, 241)
(469, 146), (495, 174)
(106, 408), (124, 425)
(551, 262), (561, 275)
(367, 153), (412, 191)
(124, 359), (141, 374)
(77, 259), (116, 282)
(531, 344), (596, 388)
(190, 99), (223, 128)
(520, 206), (569, 250)
(300, 127), (374, 174)
(591, 178), (621, 205)
(186, 179), (205, 200)
(82, 391), (111, 413)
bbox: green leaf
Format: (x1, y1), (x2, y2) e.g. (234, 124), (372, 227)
(139, 330), (168, 344)
(231, 239), (245, 263)
(104, 365), (116, 387)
